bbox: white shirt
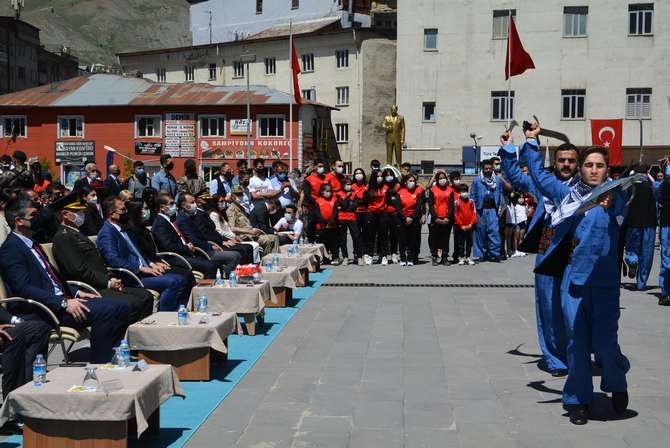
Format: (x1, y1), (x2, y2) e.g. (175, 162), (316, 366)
(269, 176), (298, 208)
(248, 176), (274, 197)
(273, 218), (303, 237)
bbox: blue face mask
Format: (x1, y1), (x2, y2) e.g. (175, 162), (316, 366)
(277, 173), (287, 181)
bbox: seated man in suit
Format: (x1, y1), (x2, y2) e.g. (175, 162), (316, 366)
(0, 199), (129, 363)
(151, 193), (218, 278)
(250, 199), (292, 245)
(52, 197), (154, 323)
(176, 193), (242, 275)
(97, 197), (190, 312)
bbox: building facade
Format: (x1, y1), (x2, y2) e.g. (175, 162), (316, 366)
(397, 0), (670, 169)
(118, 28), (396, 170)
(0, 74), (336, 187)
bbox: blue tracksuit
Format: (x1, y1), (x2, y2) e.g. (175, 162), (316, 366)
(470, 173), (502, 259)
(655, 177), (670, 295)
(529, 139), (629, 405)
(500, 142), (567, 372)
(623, 179), (657, 290)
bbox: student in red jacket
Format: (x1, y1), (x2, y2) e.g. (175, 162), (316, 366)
(351, 168), (368, 265)
(382, 167), (401, 264)
(454, 184), (477, 265)
(364, 170), (390, 265)
(302, 158), (328, 242)
(335, 177), (360, 265)
(427, 170), (455, 266)
(394, 172), (425, 266)
(315, 183), (338, 262)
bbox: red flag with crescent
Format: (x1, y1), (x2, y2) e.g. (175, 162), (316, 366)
(591, 119), (623, 165)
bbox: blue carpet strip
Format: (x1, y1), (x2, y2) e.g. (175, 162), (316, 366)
(2, 270), (332, 448)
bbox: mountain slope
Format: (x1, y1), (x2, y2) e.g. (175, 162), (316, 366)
(0, 0), (190, 65)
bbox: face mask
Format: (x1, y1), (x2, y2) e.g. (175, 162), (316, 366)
(377, 177), (383, 184)
(438, 178), (448, 186)
(218, 201), (228, 210)
(344, 184), (352, 192)
(165, 162), (174, 171)
(186, 203), (197, 215)
(452, 179), (461, 185)
(256, 168), (265, 176)
(335, 166), (344, 174)
(316, 167), (325, 175)
(460, 193), (470, 200)
(142, 208), (151, 222)
(224, 172), (233, 179)
(494, 165), (501, 173)
(354, 173), (364, 181)
(135, 168), (145, 175)
(167, 204), (177, 217)
(268, 208), (277, 215)
(89, 173), (98, 181)
(407, 181), (416, 189)
(385, 176), (394, 183)
(322, 191), (332, 199)
(241, 180), (250, 187)
(277, 173), (287, 181)
(118, 212), (130, 224)
(88, 197), (98, 205)
(285, 213), (294, 221)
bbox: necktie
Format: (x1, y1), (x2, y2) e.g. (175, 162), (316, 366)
(120, 231), (148, 267)
(172, 222), (190, 244)
(32, 243), (72, 299)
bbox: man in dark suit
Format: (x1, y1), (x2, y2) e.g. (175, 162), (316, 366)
(96, 197), (190, 312)
(151, 193), (217, 278)
(102, 164), (123, 198)
(176, 193), (241, 275)
(73, 162), (103, 193)
(250, 199), (291, 244)
(52, 199), (153, 323)
(0, 199), (129, 363)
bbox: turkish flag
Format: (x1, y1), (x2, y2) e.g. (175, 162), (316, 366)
(505, 17), (535, 80)
(591, 119), (623, 165)
(291, 41), (302, 105)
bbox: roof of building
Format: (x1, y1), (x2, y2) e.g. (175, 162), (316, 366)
(246, 16), (341, 40)
(0, 74), (336, 109)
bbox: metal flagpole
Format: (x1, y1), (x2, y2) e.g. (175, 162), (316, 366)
(507, 10), (512, 129)
(289, 19), (294, 172)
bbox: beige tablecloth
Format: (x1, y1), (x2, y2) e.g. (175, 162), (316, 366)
(189, 281), (276, 314)
(127, 312), (237, 354)
(263, 253), (318, 272)
(0, 364), (184, 437)
(279, 243), (327, 259)
(260, 265), (300, 289)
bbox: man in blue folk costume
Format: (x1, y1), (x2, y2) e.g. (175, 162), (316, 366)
(471, 159), (503, 261)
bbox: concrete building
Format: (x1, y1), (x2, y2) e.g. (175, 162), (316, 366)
(118, 26), (396, 170)
(0, 74), (336, 187)
(188, 0), (372, 45)
(397, 0), (670, 171)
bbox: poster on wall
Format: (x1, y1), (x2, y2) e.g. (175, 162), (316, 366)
(199, 138), (292, 160)
(229, 119), (250, 136)
(55, 141), (95, 163)
(164, 112), (196, 157)
(135, 141), (162, 155)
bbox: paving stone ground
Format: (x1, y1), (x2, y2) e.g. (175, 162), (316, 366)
(185, 244), (670, 448)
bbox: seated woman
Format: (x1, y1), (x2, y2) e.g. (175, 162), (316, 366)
(209, 198), (262, 263)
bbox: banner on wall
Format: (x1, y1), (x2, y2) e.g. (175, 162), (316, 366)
(199, 138), (294, 160)
(164, 112), (196, 157)
(135, 141), (163, 155)
(55, 140), (95, 163)
(229, 119), (250, 136)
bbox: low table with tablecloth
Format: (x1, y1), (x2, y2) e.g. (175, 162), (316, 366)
(259, 265), (301, 307)
(262, 253), (318, 286)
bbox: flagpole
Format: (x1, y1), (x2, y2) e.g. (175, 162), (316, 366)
(289, 19), (294, 172)
(507, 10), (512, 129)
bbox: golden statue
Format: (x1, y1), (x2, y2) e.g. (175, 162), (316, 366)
(382, 105), (405, 166)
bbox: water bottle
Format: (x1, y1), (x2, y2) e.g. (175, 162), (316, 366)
(178, 304), (189, 326)
(292, 239), (298, 252)
(272, 252), (280, 268)
(119, 339), (131, 367)
(215, 268), (223, 286)
(198, 292), (208, 314)
(33, 354), (46, 387)
(229, 271), (238, 287)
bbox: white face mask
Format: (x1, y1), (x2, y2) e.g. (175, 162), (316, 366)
(322, 191), (332, 199)
(460, 193), (470, 200)
(186, 203), (197, 214)
(167, 204), (177, 217)
(89, 173), (98, 181)
(335, 166), (344, 174)
(438, 178), (448, 186)
(88, 196), (98, 205)
(354, 173), (364, 181)
(344, 184), (352, 192)
(72, 212), (85, 228)
(452, 179), (461, 185)
(377, 177), (383, 184)
(218, 201), (228, 210)
(142, 208), (151, 221)
(285, 213), (294, 221)
(268, 208), (277, 215)
(407, 181), (416, 189)
(316, 166), (325, 175)
(385, 176), (394, 183)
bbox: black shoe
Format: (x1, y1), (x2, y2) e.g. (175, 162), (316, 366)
(431, 257), (439, 266)
(489, 256), (502, 263)
(659, 295), (670, 306)
(627, 261), (638, 279)
(551, 369), (568, 377)
(612, 391), (629, 414)
(440, 257), (450, 266)
(568, 405), (588, 425)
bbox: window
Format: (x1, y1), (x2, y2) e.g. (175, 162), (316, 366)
(422, 102), (436, 122)
(302, 53), (314, 72)
(256, 0), (262, 14)
(156, 67), (166, 83)
(626, 88), (651, 118)
(292, 0), (299, 9)
(184, 65), (195, 82)
(492, 9), (516, 39)
(564, 6), (588, 37)
(491, 91), (514, 121)
(629, 4), (653, 35)
(233, 61), (245, 78)
(2, 116), (26, 138)
(258, 115), (285, 137)
(135, 115), (162, 138)
(302, 88), (316, 101)
(264, 57), (276, 75)
(335, 123), (349, 143)
(208, 63), (217, 80)
(17, 67), (25, 80)
(336, 86), (350, 106)
(58, 116), (84, 137)
(561, 89), (586, 120)
(336, 49), (349, 68)
(200, 115), (226, 137)
(424, 29), (438, 50)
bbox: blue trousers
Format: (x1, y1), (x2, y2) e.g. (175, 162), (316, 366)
(473, 209), (501, 259)
(561, 280), (629, 405)
(141, 272), (189, 312)
(660, 227), (670, 295)
(624, 226), (656, 290)
(535, 272), (567, 372)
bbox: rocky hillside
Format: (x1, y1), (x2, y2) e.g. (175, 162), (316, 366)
(0, 0), (190, 65)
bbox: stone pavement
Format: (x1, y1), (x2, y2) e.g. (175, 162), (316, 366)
(185, 251), (670, 448)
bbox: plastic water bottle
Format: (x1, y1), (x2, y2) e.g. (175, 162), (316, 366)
(119, 339), (131, 367)
(229, 271), (238, 287)
(215, 268), (223, 286)
(198, 292), (208, 314)
(178, 304), (189, 326)
(272, 252), (280, 267)
(33, 354), (46, 386)
(291, 239), (298, 255)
